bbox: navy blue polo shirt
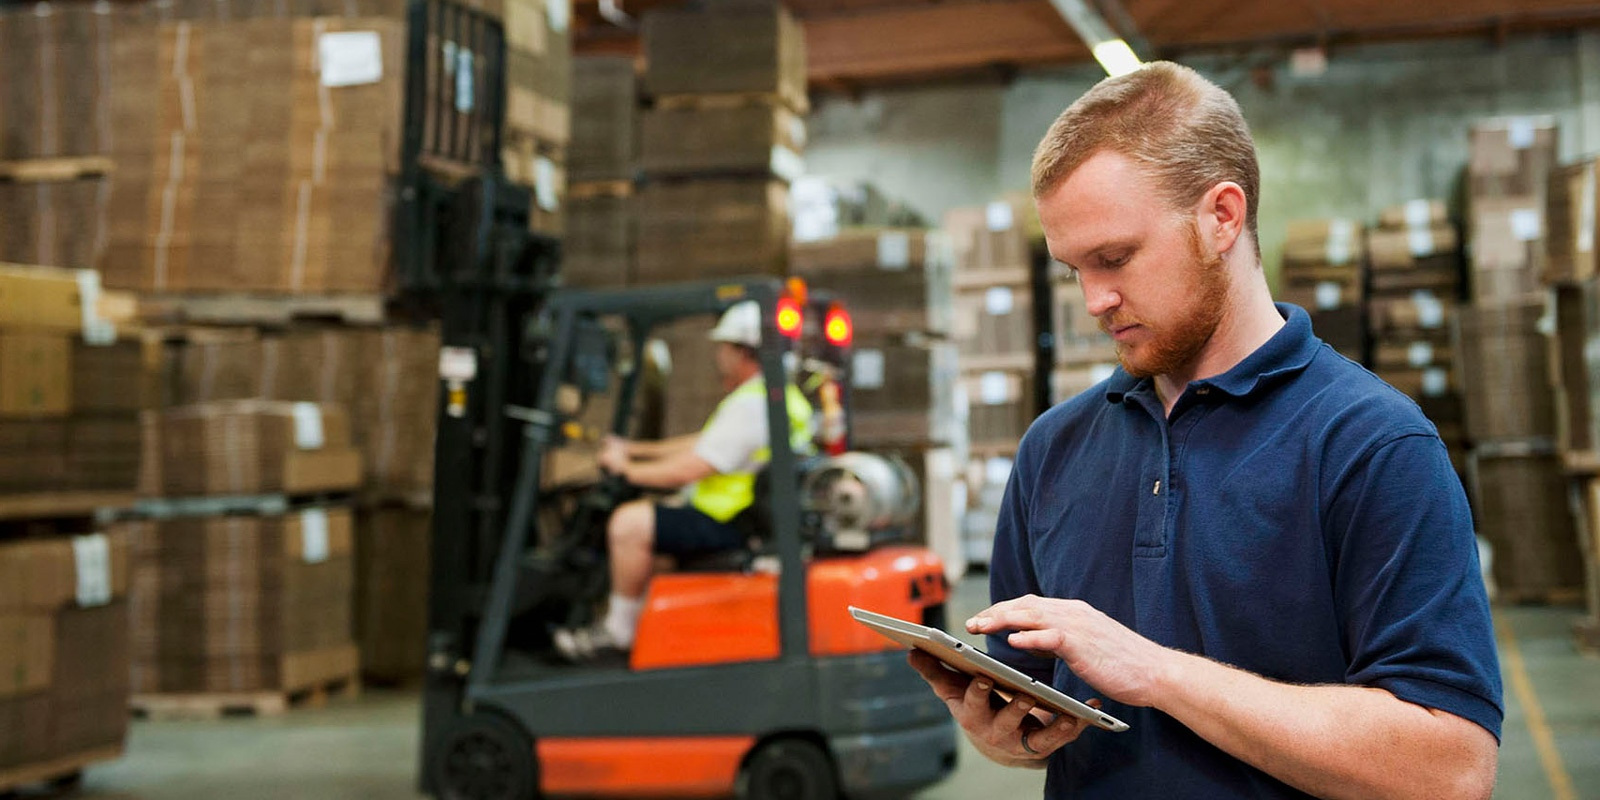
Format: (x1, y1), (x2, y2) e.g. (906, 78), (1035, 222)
(989, 304), (1502, 799)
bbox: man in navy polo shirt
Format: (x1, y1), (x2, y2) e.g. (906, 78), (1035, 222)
(911, 62), (1501, 798)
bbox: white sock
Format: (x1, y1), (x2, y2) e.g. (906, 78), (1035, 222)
(602, 594), (644, 647)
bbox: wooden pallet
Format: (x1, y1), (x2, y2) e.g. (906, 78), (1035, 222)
(654, 90), (809, 115)
(1575, 617), (1600, 654)
(0, 745), (124, 793)
(568, 180), (635, 200)
(130, 672), (360, 721)
(137, 293), (387, 327)
(0, 491), (137, 522)
(0, 156), (114, 183)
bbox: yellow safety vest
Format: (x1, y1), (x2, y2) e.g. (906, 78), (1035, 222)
(690, 378), (814, 523)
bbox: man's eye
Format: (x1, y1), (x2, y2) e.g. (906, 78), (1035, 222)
(1102, 254), (1129, 268)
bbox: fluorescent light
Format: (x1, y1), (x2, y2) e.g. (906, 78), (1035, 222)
(1092, 39), (1143, 77)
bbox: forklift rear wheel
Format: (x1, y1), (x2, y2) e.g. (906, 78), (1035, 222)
(432, 714), (539, 800)
(739, 739), (839, 800)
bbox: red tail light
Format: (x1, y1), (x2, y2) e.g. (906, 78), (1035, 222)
(776, 297), (803, 339)
(824, 306), (853, 347)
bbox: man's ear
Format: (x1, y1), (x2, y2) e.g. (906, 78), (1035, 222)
(1203, 181), (1247, 255)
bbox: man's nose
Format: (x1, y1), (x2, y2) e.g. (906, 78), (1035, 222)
(1082, 278), (1120, 318)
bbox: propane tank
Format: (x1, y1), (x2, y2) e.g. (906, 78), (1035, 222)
(801, 452), (921, 552)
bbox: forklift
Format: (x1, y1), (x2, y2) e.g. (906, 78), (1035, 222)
(392, 2), (958, 797)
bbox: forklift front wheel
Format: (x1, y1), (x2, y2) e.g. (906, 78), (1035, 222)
(738, 739), (839, 800)
(431, 714), (539, 800)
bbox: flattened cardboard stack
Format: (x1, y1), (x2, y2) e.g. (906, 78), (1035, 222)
(152, 401), (363, 497)
(0, 4), (115, 271)
(1278, 217), (1366, 361)
(0, 265), (144, 497)
(1468, 117), (1557, 305)
(943, 196), (1047, 569)
(353, 505), (430, 684)
(1365, 199), (1466, 470)
(635, 4), (803, 285)
(565, 56), (638, 289)
(0, 527), (132, 772)
(127, 508), (357, 693)
(791, 227), (964, 578)
(103, 16), (405, 293)
(502, 0), (572, 236)
(1457, 117), (1582, 601)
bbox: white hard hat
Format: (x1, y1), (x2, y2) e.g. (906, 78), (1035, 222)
(709, 300), (762, 347)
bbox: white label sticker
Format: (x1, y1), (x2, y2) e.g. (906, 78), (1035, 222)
(1510, 208), (1542, 241)
(1581, 163), (1596, 254)
(1314, 281), (1342, 310)
(984, 457), (1013, 485)
(769, 145), (805, 183)
(1325, 219), (1354, 265)
(1407, 341), (1434, 367)
(291, 402), (325, 449)
(1508, 117), (1536, 150)
(319, 31), (383, 88)
(455, 47), (475, 113)
(1413, 291), (1445, 329)
(74, 270), (116, 345)
(1421, 367), (1449, 397)
(851, 349), (886, 390)
(1404, 199), (1432, 230)
(979, 371), (1011, 405)
(876, 231), (911, 271)
(985, 286), (1015, 316)
(985, 201), (1014, 232)
(71, 534), (112, 608)
(1407, 227), (1434, 257)
(534, 156), (558, 211)
(547, 0), (570, 34)
(439, 346), (478, 381)
(788, 116), (808, 150)
(300, 509), (330, 564)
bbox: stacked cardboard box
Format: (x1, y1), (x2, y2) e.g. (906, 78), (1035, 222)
(942, 195), (1046, 569)
(0, 527), (132, 772)
(353, 505), (430, 684)
(1278, 217), (1366, 361)
(0, 266), (144, 497)
(127, 508), (357, 693)
(502, 0), (572, 236)
(1458, 117), (1580, 601)
(1467, 117), (1557, 305)
(635, 4), (804, 286)
(1365, 200), (1466, 468)
(792, 228), (963, 577)
(565, 56), (638, 289)
(152, 401), (363, 498)
(103, 17), (404, 293)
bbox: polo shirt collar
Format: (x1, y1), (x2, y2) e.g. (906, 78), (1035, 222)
(1104, 303), (1319, 403)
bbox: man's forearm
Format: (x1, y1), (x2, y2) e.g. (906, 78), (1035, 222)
(1152, 650), (1497, 800)
(628, 434), (699, 460)
(623, 453), (714, 490)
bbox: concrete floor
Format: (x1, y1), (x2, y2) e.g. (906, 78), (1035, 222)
(45, 576), (1600, 799)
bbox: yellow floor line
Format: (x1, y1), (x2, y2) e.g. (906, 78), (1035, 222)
(1497, 612), (1577, 800)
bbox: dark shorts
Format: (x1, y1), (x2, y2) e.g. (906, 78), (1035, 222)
(653, 505), (746, 556)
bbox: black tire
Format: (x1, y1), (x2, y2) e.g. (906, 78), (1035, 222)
(430, 714), (539, 800)
(739, 739), (839, 800)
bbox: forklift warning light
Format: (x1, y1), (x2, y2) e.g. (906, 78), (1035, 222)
(824, 306), (853, 347)
(777, 297), (804, 338)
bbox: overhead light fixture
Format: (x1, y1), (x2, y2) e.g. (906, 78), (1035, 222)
(1048, 0), (1145, 77)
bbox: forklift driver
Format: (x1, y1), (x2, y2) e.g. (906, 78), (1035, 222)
(554, 300), (816, 662)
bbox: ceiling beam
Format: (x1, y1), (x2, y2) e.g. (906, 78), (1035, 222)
(804, 0), (1088, 83)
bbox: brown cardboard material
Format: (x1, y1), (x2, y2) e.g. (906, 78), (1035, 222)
(1367, 226), (1459, 271)
(847, 338), (958, 447)
(640, 103), (803, 178)
(641, 5), (806, 110)
(570, 56), (638, 183)
(0, 614), (53, 697)
(1455, 299), (1556, 442)
(0, 266), (86, 332)
(156, 401), (362, 496)
(1377, 199), (1449, 230)
(635, 179), (789, 284)
(0, 332), (72, 416)
(354, 506), (430, 683)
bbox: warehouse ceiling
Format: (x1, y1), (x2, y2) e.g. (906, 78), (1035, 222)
(573, 0), (1600, 89)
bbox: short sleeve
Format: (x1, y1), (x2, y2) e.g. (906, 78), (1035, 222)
(1327, 433), (1504, 739)
(692, 392), (769, 474)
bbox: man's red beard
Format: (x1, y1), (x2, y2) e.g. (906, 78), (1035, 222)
(1099, 223), (1231, 379)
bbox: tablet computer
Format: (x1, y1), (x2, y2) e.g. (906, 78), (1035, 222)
(850, 606), (1130, 733)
